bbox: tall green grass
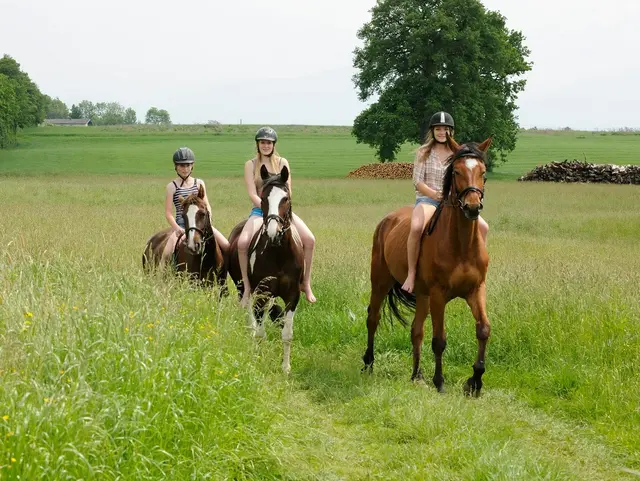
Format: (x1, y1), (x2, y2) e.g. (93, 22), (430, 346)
(1, 176), (639, 479)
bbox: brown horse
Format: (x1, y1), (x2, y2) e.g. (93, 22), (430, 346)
(362, 137), (492, 396)
(143, 184), (227, 291)
(227, 165), (304, 374)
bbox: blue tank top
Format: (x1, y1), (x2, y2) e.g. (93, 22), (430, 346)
(172, 178), (200, 228)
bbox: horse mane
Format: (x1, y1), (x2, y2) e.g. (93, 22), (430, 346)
(441, 143), (487, 202)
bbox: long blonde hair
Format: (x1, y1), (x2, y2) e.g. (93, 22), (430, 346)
(253, 144), (281, 180)
(415, 128), (457, 164)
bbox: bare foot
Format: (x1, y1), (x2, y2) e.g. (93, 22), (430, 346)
(301, 284), (317, 303)
(401, 275), (415, 293)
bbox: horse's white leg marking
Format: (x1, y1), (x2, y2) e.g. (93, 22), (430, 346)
(247, 304), (257, 337)
(249, 251), (256, 274)
(256, 316), (266, 339)
(266, 187), (287, 241)
(282, 309), (295, 374)
(185, 204), (199, 251)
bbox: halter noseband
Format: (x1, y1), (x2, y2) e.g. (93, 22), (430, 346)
(262, 212), (291, 246)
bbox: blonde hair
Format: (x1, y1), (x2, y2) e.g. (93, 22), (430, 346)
(415, 127), (456, 164)
(253, 143), (281, 180)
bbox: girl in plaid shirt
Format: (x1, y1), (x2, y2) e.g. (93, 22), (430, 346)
(401, 112), (489, 293)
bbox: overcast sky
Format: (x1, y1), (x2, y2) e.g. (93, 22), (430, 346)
(2, 0), (638, 129)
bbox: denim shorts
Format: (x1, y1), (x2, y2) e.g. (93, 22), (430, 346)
(415, 196), (440, 208)
(249, 207), (263, 218)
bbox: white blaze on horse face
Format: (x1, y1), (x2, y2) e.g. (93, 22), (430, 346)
(465, 158), (479, 171)
(185, 204), (199, 251)
(266, 186), (287, 241)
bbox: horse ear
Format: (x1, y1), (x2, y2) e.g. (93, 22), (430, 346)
(178, 195), (184, 203)
(260, 164), (270, 180)
(478, 137), (493, 153)
(197, 183), (205, 198)
(280, 165), (289, 184)
(448, 133), (461, 152)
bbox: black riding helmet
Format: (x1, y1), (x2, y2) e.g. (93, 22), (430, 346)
(429, 111), (455, 129)
(255, 126), (278, 143)
(173, 147), (195, 164)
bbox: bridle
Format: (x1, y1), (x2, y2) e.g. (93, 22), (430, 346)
(260, 184), (292, 246)
(451, 156), (486, 211)
(185, 209), (214, 252)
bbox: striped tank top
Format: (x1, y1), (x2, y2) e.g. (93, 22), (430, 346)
(172, 178), (200, 228)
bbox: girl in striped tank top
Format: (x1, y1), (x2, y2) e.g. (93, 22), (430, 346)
(163, 147), (229, 256)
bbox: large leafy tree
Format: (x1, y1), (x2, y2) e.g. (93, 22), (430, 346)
(0, 73), (20, 148)
(0, 55), (47, 148)
(123, 107), (137, 125)
(44, 96), (70, 119)
(352, 0), (532, 167)
(0, 55), (46, 130)
(145, 107), (171, 125)
(70, 104), (82, 119)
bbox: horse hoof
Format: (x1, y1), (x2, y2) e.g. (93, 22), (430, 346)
(463, 378), (482, 397)
(361, 363), (373, 374)
(282, 364), (291, 375)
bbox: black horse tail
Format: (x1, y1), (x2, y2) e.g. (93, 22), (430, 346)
(384, 282), (417, 327)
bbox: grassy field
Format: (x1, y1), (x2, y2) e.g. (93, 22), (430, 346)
(1, 127), (639, 479)
(2, 125), (640, 179)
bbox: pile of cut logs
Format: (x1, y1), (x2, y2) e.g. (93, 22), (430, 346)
(518, 160), (640, 184)
(347, 163), (413, 179)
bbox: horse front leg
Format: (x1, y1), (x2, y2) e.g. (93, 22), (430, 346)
(464, 283), (491, 397)
(252, 295), (268, 340)
(281, 292), (300, 375)
(429, 289), (447, 393)
(410, 294), (430, 381)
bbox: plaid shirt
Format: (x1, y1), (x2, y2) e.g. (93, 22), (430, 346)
(413, 148), (446, 197)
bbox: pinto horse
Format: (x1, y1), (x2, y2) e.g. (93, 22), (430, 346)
(143, 184), (227, 291)
(227, 165), (304, 374)
(362, 137), (492, 396)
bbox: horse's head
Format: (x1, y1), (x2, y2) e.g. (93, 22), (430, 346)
(179, 184), (211, 254)
(259, 164), (292, 245)
(442, 137), (492, 220)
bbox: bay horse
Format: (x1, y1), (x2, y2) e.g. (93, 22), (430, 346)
(227, 165), (304, 374)
(142, 184), (227, 292)
(362, 137), (492, 396)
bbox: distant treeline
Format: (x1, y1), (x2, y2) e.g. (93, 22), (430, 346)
(0, 53), (172, 148)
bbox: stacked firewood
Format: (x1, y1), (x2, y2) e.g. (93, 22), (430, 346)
(518, 160), (640, 184)
(347, 163), (413, 179)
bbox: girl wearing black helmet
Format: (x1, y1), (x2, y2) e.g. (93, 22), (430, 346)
(162, 147), (229, 259)
(401, 112), (489, 293)
(237, 126), (317, 307)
